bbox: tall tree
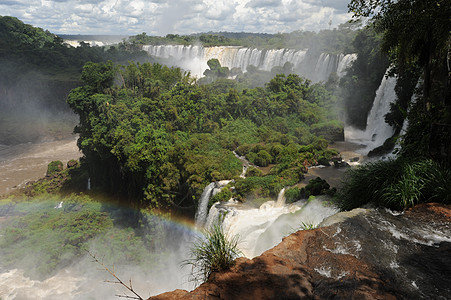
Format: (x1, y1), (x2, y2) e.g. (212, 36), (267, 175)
(348, 0), (451, 162)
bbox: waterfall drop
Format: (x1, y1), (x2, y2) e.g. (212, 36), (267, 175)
(194, 182), (216, 228)
(275, 187), (286, 207)
(194, 180), (232, 228)
(143, 45), (356, 83)
(206, 197), (339, 258)
(345, 70), (397, 154)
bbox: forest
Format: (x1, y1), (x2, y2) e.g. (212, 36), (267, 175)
(66, 61), (341, 210)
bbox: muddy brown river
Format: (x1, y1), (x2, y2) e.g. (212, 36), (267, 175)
(0, 137), (81, 196)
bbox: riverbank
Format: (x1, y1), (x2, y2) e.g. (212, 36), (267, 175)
(0, 137), (81, 196)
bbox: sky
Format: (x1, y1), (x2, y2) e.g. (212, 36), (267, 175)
(0, 0), (353, 36)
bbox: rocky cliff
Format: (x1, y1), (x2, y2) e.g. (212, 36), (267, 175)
(150, 203), (451, 299)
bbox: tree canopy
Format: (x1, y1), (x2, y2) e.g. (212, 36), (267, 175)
(348, 0), (451, 163)
(67, 60), (342, 210)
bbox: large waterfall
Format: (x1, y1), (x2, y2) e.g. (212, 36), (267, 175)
(143, 44), (356, 82)
(345, 70), (397, 154)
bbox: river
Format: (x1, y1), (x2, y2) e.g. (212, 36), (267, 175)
(0, 137), (81, 196)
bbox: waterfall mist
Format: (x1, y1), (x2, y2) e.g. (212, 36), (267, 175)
(0, 199), (199, 299)
(204, 195), (339, 258)
(0, 62), (78, 146)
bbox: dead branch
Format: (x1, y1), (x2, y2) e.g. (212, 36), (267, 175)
(87, 251), (144, 300)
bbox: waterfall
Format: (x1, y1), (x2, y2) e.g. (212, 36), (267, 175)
(345, 70), (397, 154)
(337, 53), (357, 77)
(233, 151), (251, 178)
(143, 45), (356, 82)
(206, 197), (339, 258)
(275, 187), (286, 207)
(194, 180), (232, 228)
(194, 182), (215, 228)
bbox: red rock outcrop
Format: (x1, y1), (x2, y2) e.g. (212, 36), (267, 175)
(150, 203), (451, 300)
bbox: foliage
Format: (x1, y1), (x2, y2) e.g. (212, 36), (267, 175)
(285, 187), (302, 203)
(233, 175), (284, 200)
(0, 195), (169, 278)
(0, 16), (148, 80)
(303, 177), (333, 198)
(67, 60), (342, 210)
(245, 166), (263, 177)
(347, 0), (451, 164)
(0, 195), (112, 276)
(336, 158), (451, 211)
(299, 221), (317, 230)
(209, 188), (233, 209)
(20, 159), (88, 197)
(201, 59), (230, 83)
(183, 221), (241, 283)
(46, 160), (63, 176)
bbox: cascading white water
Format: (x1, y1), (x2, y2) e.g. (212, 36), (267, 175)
(194, 180), (232, 228)
(233, 151), (251, 178)
(205, 197), (339, 258)
(194, 182), (216, 228)
(345, 70), (397, 154)
(275, 187), (286, 207)
(337, 53), (357, 77)
(143, 45), (356, 82)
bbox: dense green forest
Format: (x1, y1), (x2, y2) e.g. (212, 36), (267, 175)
(67, 60), (341, 210)
(0, 16), (148, 79)
(0, 16), (152, 144)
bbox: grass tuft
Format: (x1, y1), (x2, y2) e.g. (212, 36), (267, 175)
(336, 158), (451, 211)
(184, 220), (241, 284)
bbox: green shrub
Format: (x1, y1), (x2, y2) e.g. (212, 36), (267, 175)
(305, 177), (330, 196)
(245, 166), (263, 177)
(183, 222), (241, 283)
(245, 152), (258, 165)
(278, 167), (304, 185)
(310, 120), (344, 142)
(336, 158), (451, 211)
(235, 144), (252, 156)
(254, 150), (272, 167)
(46, 161), (63, 176)
(210, 170), (223, 182)
(209, 188), (233, 208)
(234, 175), (282, 199)
(285, 187), (301, 203)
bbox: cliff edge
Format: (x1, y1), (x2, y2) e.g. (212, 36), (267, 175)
(150, 203), (451, 299)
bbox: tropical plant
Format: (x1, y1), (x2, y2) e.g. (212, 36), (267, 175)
(184, 221), (241, 284)
(336, 158), (451, 211)
(300, 221), (317, 230)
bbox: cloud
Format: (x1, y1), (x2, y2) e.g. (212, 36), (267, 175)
(1, 0), (352, 35)
(0, 0), (27, 5)
(245, 0), (281, 8)
(303, 0), (349, 13)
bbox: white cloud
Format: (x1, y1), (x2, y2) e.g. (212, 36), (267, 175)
(0, 0), (352, 35)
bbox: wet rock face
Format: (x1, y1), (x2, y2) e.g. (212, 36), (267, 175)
(150, 204), (451, 300)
